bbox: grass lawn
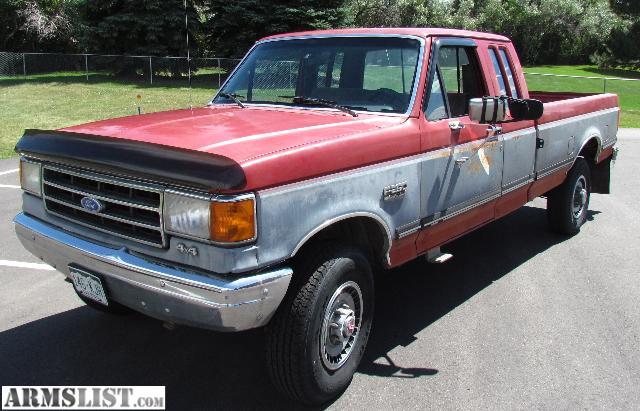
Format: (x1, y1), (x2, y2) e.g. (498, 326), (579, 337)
(524, 65), (640, 128)
(0, 72), (217, 158)
(1, 65), (638, 158)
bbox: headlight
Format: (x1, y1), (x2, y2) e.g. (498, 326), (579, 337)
(163, 192), (256, 244)
(19, 159), (42, 197)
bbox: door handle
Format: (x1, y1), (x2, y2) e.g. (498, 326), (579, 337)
(449, 121), (465, 131)
(486, 125), (502, 138)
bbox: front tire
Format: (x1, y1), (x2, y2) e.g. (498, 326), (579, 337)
(266, 244), (374, 405)
(547, 158), (591, 235)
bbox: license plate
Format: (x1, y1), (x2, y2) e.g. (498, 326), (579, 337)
(69, 266), (109, 306)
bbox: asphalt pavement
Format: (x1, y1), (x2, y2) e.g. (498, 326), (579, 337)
(0, 130), (639, 410)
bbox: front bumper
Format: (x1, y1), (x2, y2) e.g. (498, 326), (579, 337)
(14, 213), (292, 331)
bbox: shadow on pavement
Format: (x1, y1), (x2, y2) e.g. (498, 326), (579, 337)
(0, 204), (593, 409)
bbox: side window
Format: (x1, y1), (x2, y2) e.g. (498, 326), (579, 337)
(488, 48), (507, 96)
(425, 70), (448, 121)
(429, 46), (484, 118)
(499, 49), (520, 98)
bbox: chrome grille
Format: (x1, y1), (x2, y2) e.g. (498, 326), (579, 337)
(42, 166), (166, 247)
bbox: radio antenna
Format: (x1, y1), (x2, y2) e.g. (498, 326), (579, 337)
(184, 0), (193, 110)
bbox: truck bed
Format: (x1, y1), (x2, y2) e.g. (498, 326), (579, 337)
(529, 91), (619, 125)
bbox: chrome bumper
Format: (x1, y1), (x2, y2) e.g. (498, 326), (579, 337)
(14, 213), (292, 331)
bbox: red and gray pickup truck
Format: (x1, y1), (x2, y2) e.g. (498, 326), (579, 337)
(14, 28), (619, 404)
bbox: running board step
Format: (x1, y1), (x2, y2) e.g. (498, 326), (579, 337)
(426, 247), (453, 264)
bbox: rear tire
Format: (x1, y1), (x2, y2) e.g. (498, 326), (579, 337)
(266, 244), (374, 405)
(547, 158), (591, 235)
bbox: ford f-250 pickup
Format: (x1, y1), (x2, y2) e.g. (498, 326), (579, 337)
(14, 28), (619, 404)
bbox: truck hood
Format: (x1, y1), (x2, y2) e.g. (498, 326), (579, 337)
(61, 105), (403, 163)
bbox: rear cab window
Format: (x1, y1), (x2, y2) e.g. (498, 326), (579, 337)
(488, 48), (507, 96)
(488, 47), (521, 98)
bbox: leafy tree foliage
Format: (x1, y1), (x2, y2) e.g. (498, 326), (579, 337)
(2, 0), (638, 69)
(79, 0), (200, 57)
(1, 0), (79, 52)
(200, 0), (347, 58)
(348, 0), (625, 66)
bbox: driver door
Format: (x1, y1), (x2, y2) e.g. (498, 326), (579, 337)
(416, 39), (504, 252)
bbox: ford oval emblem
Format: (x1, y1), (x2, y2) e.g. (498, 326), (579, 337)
(80, 196), (105, 213)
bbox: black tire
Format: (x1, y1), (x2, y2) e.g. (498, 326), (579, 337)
(266, 244), (374, 405)
(74, 290), (132, 315)
(547, 157), (591, 235)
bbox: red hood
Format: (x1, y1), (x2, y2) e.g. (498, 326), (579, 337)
(61, 106), (420, 190)
(62, 106), (400, 163)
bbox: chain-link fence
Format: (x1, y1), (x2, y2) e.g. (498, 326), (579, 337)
(0, 52), (240, 88)
(524, 71), (640, 94)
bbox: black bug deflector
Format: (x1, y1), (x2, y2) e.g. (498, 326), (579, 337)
(15, 129), (247, 190)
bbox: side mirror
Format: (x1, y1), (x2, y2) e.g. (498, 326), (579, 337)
(508, 98), (544, 121)
(469, 97), (507, 123)
(469, 97), (544, 123)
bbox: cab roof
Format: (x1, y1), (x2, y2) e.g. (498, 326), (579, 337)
(259, 27), (510, 43)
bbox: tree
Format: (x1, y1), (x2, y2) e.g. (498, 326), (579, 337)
(201, 0), (347, 58)
(79, 0), (201, 57)
(610, 0), (640, 16)
(1, 0), (80, 52)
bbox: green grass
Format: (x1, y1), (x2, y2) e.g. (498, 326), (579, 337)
(524, 65), (640, 128)
(0, 72), (218, 158)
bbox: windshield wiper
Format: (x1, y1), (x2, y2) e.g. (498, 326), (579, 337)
(218, 92), (245, 108)
(283, 96), (358, 117)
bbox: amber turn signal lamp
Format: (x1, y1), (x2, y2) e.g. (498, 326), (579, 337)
(210, 199), (256, 243)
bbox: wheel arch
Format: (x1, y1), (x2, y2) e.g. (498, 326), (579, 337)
(290, 213), (392, 268)
(575, 134), (602, 167)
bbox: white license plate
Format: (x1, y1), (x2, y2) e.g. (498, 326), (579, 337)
(69, 267), (109, 306)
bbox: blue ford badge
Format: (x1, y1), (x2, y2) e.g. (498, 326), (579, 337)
(80, 196), (105, 213)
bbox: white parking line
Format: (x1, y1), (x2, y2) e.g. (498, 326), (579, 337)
(0, 260), (55, 271)
(0, 168), (19, 176)
(0, 184), (21, 189)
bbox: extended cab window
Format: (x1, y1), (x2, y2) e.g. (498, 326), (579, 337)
(488, 48), (507, 96)
(424, 46), (485, 120)
(499, 49), (520, 98)
(215, 37), (422, 114)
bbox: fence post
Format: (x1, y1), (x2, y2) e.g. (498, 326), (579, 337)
(149, 56), (153, 85)
(603, 78), (607, 93)
(217, 58), (221, 88)
(84, 54), (89, 81)
(22, 53), (26, 76)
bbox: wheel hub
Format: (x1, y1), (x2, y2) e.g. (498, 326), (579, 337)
(328, 306), (356, 345)
(572, 176), (588, 218)
(320, 281), (363, 371)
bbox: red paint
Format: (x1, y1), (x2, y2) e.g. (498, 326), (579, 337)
(413, 201), (495, 259)
(494, 185), (531, 219)
(530, 92), (619, 125)
(598, 146), (614, 163)
(388, 234), (419, 267)
(260, 28), (510, 42)
(527, 165), (571, 201)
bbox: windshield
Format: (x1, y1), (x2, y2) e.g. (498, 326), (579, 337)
(213, 37), (422, 114)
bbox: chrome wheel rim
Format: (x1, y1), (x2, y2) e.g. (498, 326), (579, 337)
(320, 281), (363, 371)
(572, 175), (588, 219)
